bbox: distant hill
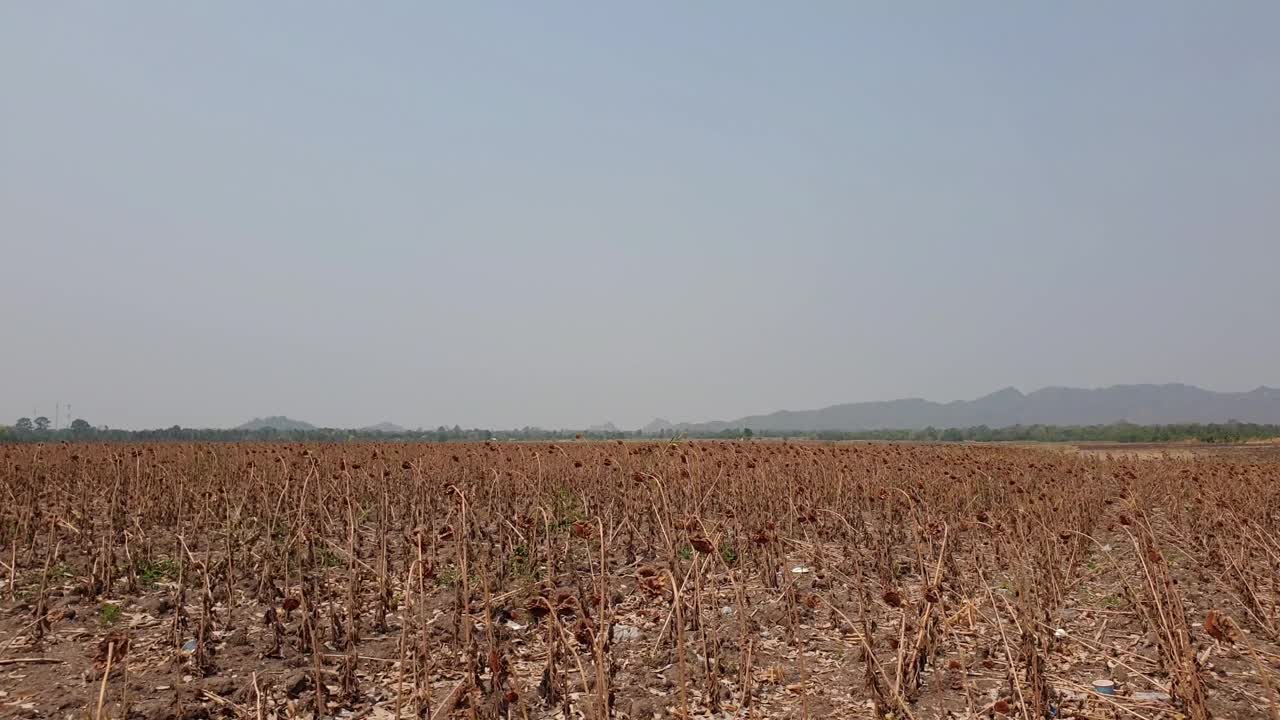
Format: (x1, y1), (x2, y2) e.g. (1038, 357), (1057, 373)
(654, 384), (1280, 433)
(643, 418), (675, 434)
(234, 416), (317, 431)
(362, 422), (408, 433)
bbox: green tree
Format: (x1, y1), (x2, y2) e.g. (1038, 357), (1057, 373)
(70, 418), (92, 433)
(15, 417), (33, 432)
(34, 416), (50, 431)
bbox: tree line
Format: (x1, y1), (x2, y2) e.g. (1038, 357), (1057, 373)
(0, 419), (632, 443)
(3, 417), (1280, 444)
(732, 422), (1280, 444)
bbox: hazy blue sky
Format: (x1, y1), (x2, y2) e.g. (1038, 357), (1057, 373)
(3, 3), (1279, 430)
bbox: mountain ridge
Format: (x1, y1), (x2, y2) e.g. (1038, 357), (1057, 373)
(234, 416), (317, 431)
(653, 384), (1280, 433)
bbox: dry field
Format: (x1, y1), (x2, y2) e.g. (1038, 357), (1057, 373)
(1067, 442), (1280, 462)
(2, 441), (1278, 720)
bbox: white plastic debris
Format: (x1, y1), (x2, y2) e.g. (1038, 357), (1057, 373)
(612, 624), (642, 642)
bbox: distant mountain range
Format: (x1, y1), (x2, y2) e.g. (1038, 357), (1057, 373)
(232, 384), (1280, 435)
(234, 416), (318, 431)
(233, 417), (407, 432)
(649, 384), (1280, 433)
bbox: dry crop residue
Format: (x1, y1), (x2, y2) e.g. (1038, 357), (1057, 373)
(1, 441), (1277, 719)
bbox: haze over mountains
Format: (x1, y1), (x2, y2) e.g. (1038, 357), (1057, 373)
(234, 416), (318, 431)
(645, 384), (1280, 433)
(234, 417), (406, 433)
(233, 384), (1280, 434)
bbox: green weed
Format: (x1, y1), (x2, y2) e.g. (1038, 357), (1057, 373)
(100, 602), (122, 626)
(435, 565), (459, 588)
(138, 558), (178, 589)
(316, 547), (344, 568)
(510, 544), (534, 578)
(720, 542), (739, 567)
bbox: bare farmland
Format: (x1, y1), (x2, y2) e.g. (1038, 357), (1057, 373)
(2, 442), (1277, 719)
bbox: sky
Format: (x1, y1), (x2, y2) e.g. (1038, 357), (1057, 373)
(3, 3), (1279, 431)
